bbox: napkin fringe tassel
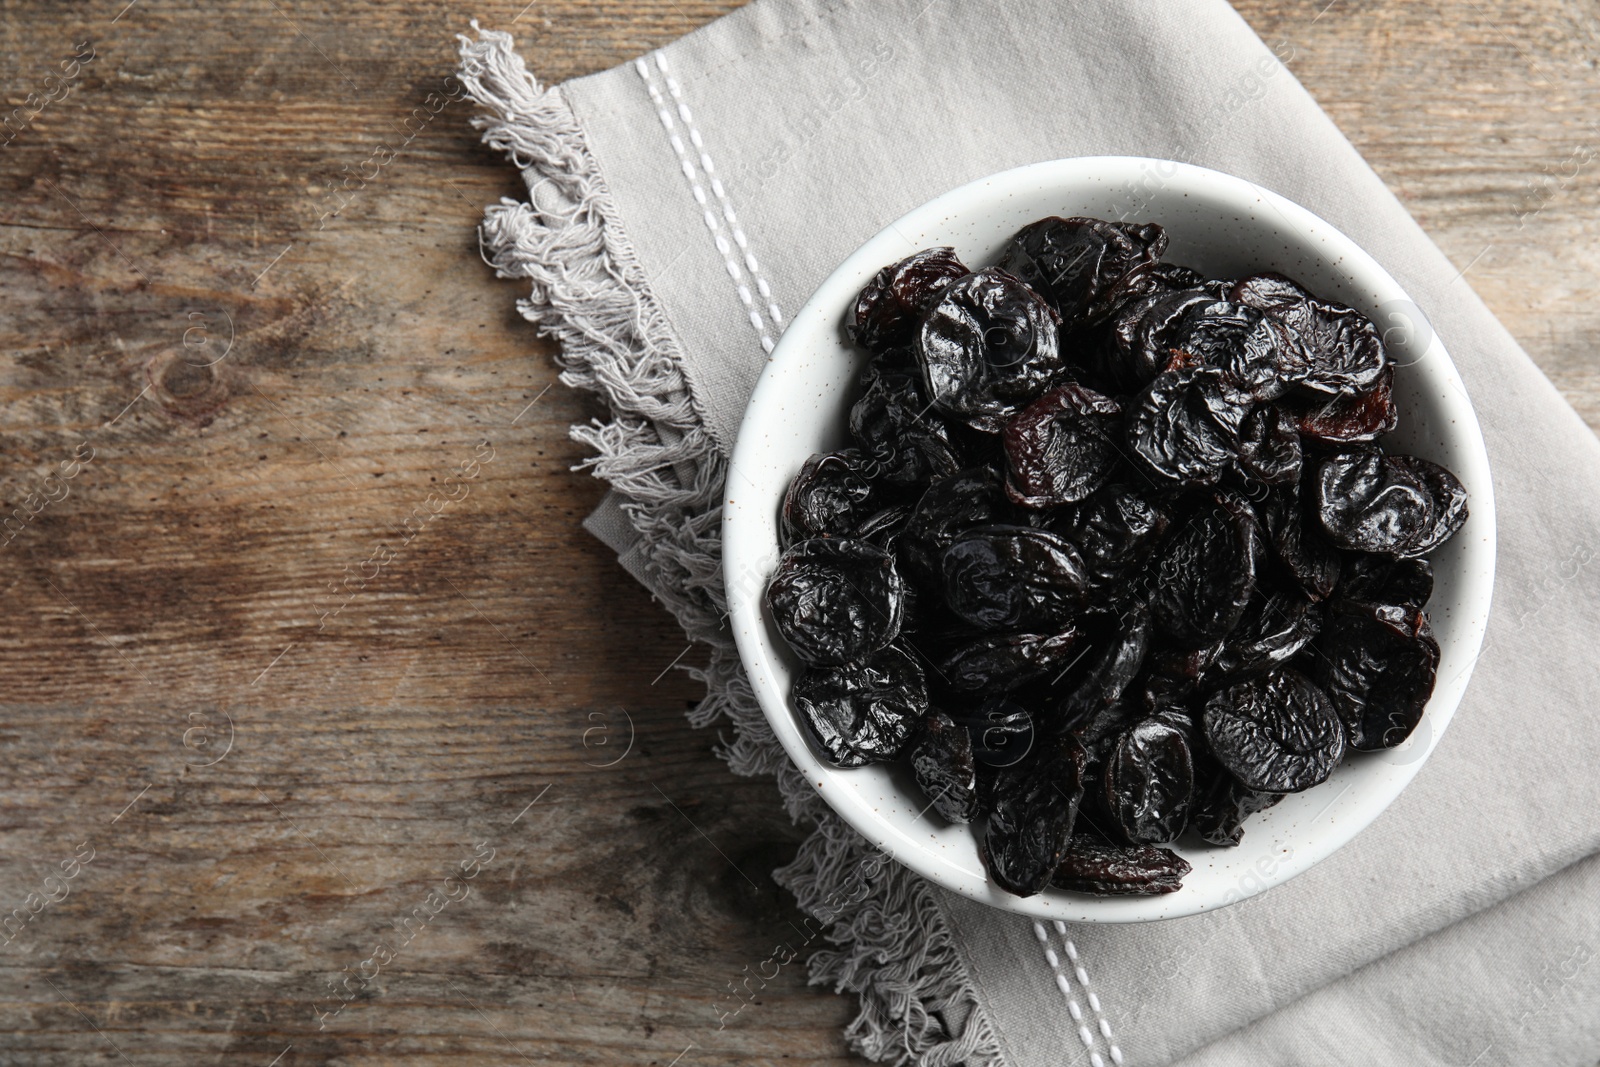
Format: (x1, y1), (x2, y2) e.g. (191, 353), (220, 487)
(458, 23), (1002, 1067)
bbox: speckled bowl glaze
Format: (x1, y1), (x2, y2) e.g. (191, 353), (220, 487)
(723, 157), (1495, 922)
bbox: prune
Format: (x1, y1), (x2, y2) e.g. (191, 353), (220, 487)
(1261, 481), (1342, 601)
(898, 467), (1012, 585)
(1314, 604), (1439, 750)
(1336, 553), (1433, 612)
(1128, 365), (1253, 487)
(1051, 837), (1192, 895)
(1149, 491), (1263, 645)
(1003, 384), (1124, 507)
(849, 369), (963, 489)
(850, 247), (969, 352)
(1236, 405), (1303, 486)
(998, 216), (1168, 326)
(1056, 608), (1152, 726)
(1315, 450), (1469, 558)
(1171, 300), (1287, 401)
(794, 644), (927, 766)
(781, 450), (895, 546)
(1103, 716), (1195, 844)
(917, 268), (1064, 431)
(952, 696), (1037, 767)
(1230, 272), (1311, 310)
(981, 736), (1088, 896)
(941, 526), (1090, 630)
(940, 629), (1082, 692)
(1295, 365), (1398, 443)
(1203, 668), (1346, 793)
(1188, 771), (1283, 847)
(1204, 589), (1321, 682)
(909, 711), (981, 822)
(1051, 486), (1171, 588)
(766, 538), (905, 666)
(1108, 288), (1216, 389)
(1234, 273), (1388, 395)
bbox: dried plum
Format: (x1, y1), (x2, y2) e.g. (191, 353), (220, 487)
(850, 247), (969, 351)
(1203, 668), (1346, 793)
(1236, 405), (1303, 486)
(1056, 609), (1152, 726)
(794, 644), (927, 766)
(1314, 604), (1439, 750)
(1104, 716), (1195, 844)
(1171, 299), (1286, 401)
(952, 696), (1037, 768)
(909, 711), (981, 822)
(1336, 553), (1433, 612)
(781, 450), (895, 546)
(1204, 589), (1322, 682)
(1051, 486), (1171, 589)
(1051, 837), (1191, 895)
(998, 216), (1168, 326)
(1128, 365), (1253, 487)
(981, 736), (1088, 896)
(942, 525), (1090, 630)
(1188, 771), (1283, 847)
(898, 467), (1013, 585)
(1107, 288), (1216, 390)
(1295, 365), (1398, 443)
(766, 538), (905, 666)
(1003, 384), (1124, 507)
(1261, 481), (1342, 601)
(917, 267), (1064, 431)
(941, 629), (1082, 692)
(1234, 273), (1389, 394)
(1149, 491), (1263, 645)
(1315, 450), (1469, 558)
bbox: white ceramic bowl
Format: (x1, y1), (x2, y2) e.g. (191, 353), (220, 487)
(724, 158), (1495, 922)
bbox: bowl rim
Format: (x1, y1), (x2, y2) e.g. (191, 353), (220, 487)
(723, 156), (1496, 922)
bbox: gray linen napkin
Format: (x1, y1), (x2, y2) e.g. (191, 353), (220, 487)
(458, 3), (1600, 1064)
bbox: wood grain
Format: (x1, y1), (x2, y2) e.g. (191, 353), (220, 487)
(0, 1), (1593, 1063)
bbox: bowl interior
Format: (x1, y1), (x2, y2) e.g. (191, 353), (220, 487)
(724, 157), (1495, 922)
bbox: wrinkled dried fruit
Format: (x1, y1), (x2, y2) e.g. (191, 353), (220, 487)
(851, 247), (969, 351)
(942, 525), (1090, 630)
(1234, 273), (1389, 394)
(1150, 491), (1263, 645)
(941, 629), (1082, 692)
(917, 268), (1064, 432)
(952, 696), (1037, 768)
(999, 216), (1168, 325)
(1128, 365), (1252, 486)
(1204, 669), (1346, 793)
(1295, 365), (1398, 442)
(794, 644), (927, 767)
(781, 450), (895, 546)
(1314, 604), (1439, 750)
(909, 711), (981, 821)
(1003, 384), (1124, 507)
(767, 538), (905, 666)
(1104, 716), (1195, 844)
(981, 736), (1087, 896)
(898, 467), (1013, 586)
(1052, 837), (1192, 895)
(1316, 450), (1469, 558)
(1188, 771), (1283, 847)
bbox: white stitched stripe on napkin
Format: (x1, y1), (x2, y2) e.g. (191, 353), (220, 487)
(635, 53), (785, 354)
(1035, 920), (1124, 1066)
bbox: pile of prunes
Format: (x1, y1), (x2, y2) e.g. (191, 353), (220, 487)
(763, 216), (1468, 898)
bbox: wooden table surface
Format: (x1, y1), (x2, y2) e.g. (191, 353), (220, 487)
(0, 1), (1595, 1063)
